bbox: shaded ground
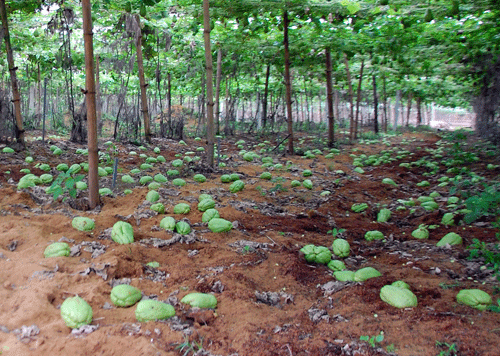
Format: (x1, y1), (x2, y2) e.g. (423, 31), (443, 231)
(0, 129), (499, 356)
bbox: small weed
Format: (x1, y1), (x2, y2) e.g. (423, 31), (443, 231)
(439, 282), (462, 290)
(327, 227), (346, 238)
(49, 171), (85, 201)
(386, 343), (396, 353)
(256, 186), (266, 196)
(242, 245), (255, 254)
(435, 340), (458, 356)
(175, 335), (204, 356)
(360, 332), (384, 348)
(467, 238), (500, 282)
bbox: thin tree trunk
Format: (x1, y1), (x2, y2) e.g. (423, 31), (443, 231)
(343, 53), (354, 141)
(82, 0), (99, 208)
(167, 72), (172, 136)
(394, 90), (401, 130)
(135, 15), (151, 143)
(0, 0), (24, 146)
(325, 48), (334, 147)
(224, 76), (230, 135)
(215, 48), (222, 135)
(96, 54), (102, 136)
(262, 64), (270, 128)
(203, 0), (215, 167)
(406, 92), (412, 127)
(283, 10), (294, 154)
(373, 75), (379, 134)
(382, 73), (387, 132)
(416, 96), (422, 125)
(354, 58), (365, 140)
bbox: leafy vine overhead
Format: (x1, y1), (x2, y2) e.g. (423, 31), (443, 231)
(0, 0), (498, 142)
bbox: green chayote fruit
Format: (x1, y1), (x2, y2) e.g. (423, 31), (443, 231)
(199, 194), (213, 202)
(302, 169), (312, 177)
(122, 175), (135, 184)
(44, 242), (71, 258)
(300, 244), (316, 263)
(193, 174), (206, 183)
(333, 270), (355, 282)
(181, 292), (217, 309)
(313, 246), (332, 264)
(456, 289), (492, 311)
(60, 296), (93, 329)
(159, 216), (176, 231)
(99, 188), (113, 196)
(260, 172), (272, 180)
(172, 178), (186, 187)
(72, 217), (95, 232)
(140, 176), (153, 185)
(202, 209), (220, 223)
(354, 267), (382, 282)
(198, 199), (216, 212)
(220, 174), (231, 183)
(111, 221), (134, 244)
(377, 208), (391, 223)
(167, 169), (179, 177)
(208, 218), (233, 233)
(171, 159), (183, 167)
(135, 300), (175, 322)
(229, 180), (245, 193)
(148, 182), (161, 190)
(441, 213), (455, 226)
(303, 179), (313, 190)
(150, 203), (165, 214)
(98, 167), (108, 177)
(327, 259), (346, 271)
(110, 284), (142, 307)
(290, 180), (301, 188)
(391, 280), (411, 290)
(140, 163), (154, 170)
(154, 173), (168, 183)
(40, 173), (53, 184)
(351, 203), (368, 213)
(39, 163), (50, 171)
(146, 190), (160, 203)
(56, 163), (69, 172)
(332, 239), (350, 258)
(146, 261), (160, 268)
(2, 147), (14, 153)
(421, 201), (439, 211)
(365, 230), (384, 241)
(411, 226), (429, 240)
(175, 221), (191, 235)
(68, 164), (81, 174)
(380, 285), (417, 308)
(173, 203), (190, 214)
(436, 232), (462, 247)
(382, 178), (397, 186)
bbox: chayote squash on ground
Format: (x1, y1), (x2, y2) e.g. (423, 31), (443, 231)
(300, 245), (332, 264)
(148, 182), (161, 190)
(181, 292), (217, 309)
(173, 203), (190, 214)
(68, 164), (81, 174)
(380, 285), (417, 308)
(382, 177), (398, 187)
(456, 289), (492, 311)
(154, 173), (168, 183)
(220, 174), (231, 183)
(208, 218), (233, 233)
(377, 208), (392, 223)
(290, 180), (301, 188)
(111, 221), (134, 244)
(334, 270), (355, 282)
(351, 203), (369, 213)
(167, 169), (179, 177)
(328, 259), (346, 271)
(57, 163), (69, 172)
(172, 178), (186, 187)
(99, 188), (113, 196)
(229, 180), (245, 193)
(160, 216), (176, 230)
(122, 174), (135, 184)
(44, 242), (71, 258)
(135, 300), (175, 322)
(332, 238), (350, 258)
(202, 209), (220, 223)
(150, 203), (165, 214)
(436, 232), (462, 247)
(72, 217), (95, 232)
(111, 284), (142, 307)
(39, 173), (53, 184)
(260, 172), (272, 180)
(302, 169), (312, 177)
(391, 280), (411, 290)
(140, 176), (153, 185)
(441, 213), (455, 226)
(199, 194), (213, 202)
(198, 199), (215, 212)
(175, 221), (191, 235)
(303, 179), (313, 190)
(193, 174), (206, 183)
(146, 190), (160, 203)
(60, 296), (93, 329)
(365, 230), (384, 241)
(2, 147), (14, 153)
(412, 225), (429, 240)
(354, 267), (382, 282)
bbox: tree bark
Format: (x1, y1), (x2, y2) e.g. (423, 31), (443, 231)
(283, 10), (294, 154)
(354, 58), (365, 140)
(373, 75), (379, 134)
(135, 15), (151, 143)
(82, 0), (99, 208)
(215, 48), (222, 135)
(343, 53), (354, 141)
(262, 64), (270, 129)
(96, 54), (102, 136)
(406, 92), (412, 127)
(203, 0), (215, 167)
(325, 48), (334, 147)
(0, 0), (24, 146)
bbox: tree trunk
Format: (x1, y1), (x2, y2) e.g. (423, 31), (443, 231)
(325, 48), (334, 147)
(394, 90), (401, 130)
(82, 0), (99, 208)
(96, 54), (102, 136)
(406, 92), (412, 127)
(203, 0), (215, 167)
(0, 0), (24, 146)
(224, 76), (231, 135)
(215, 48), (222, 135)
(373, 75), (379, 134)
(135, 15), (151, 143)
(354, 58), (365, 140)
(283, 11), (294, 154)
(167, 72), (172, 136)
(416, 96), (422, 125)
(382, 74), (387, 132)
(262, 64), (270, 129)
(343, 53), (354, 141)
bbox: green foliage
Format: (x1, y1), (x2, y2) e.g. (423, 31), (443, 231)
(435, 341), (458, 356)
(327, 227), (346, 238)
(360, 332), (384, 348)
(175, 335), (204, 356)
(463, 183), (500, 224)
(49, 171), (85, 201)
(468, 238), (500, 282)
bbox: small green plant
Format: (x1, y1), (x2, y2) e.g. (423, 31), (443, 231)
(327, 227), (346, 238)
(467, 238), (500, 282)
(175, 335), (204, 356)
(49, 171), (85, 201)
(439, 282), (462, 290)
(435, 340), (458, 356)
(386, 344), (396, 353)
(360, 332), (384, 348)
(256, 186), (266, 197)
(242, 245), (255, 254)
